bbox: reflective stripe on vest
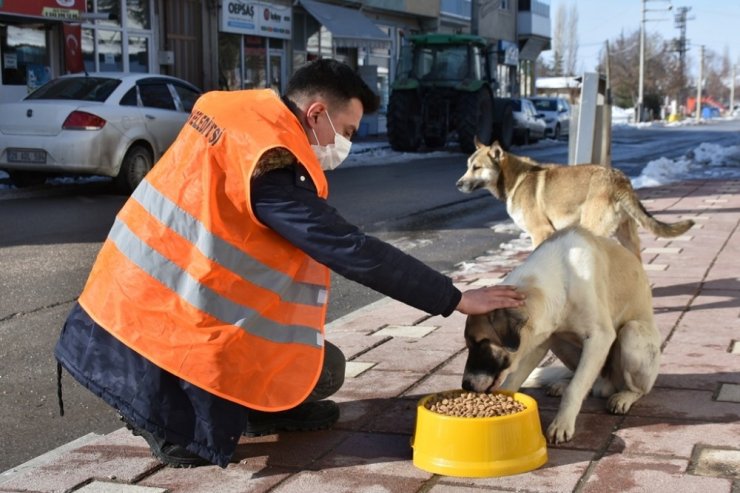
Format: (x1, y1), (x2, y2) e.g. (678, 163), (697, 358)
(108, 217), (324, 349)
(131, 179), (327, 310)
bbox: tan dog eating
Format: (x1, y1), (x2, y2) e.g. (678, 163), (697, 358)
(456, 141), (694, 258)
(462, 227), (661, 444)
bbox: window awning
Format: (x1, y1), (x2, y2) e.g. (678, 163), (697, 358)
(299, 0), (391, 50)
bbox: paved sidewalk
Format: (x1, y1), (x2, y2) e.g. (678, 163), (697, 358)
(2, 179), (739, 493)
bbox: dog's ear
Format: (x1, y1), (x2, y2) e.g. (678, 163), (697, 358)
(474, 135), (484, 149)
(488, 141), (503, 161)
(489, 307), (527, 352)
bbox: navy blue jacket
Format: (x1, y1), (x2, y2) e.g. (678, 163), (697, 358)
(55, 163), (462, 467)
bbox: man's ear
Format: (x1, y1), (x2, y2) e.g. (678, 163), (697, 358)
(305, 101), (326, 128)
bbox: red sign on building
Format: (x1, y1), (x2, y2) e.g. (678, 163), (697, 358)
(0, 0), (86, 21)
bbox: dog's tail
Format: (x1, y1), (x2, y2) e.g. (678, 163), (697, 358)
(618, 186), (695, 237)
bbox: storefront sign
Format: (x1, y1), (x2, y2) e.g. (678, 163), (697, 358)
(0, 0), (85, 20)
(220, 0), (291, 40)
(4, 53), (18, 69)
(498, 40), (519, 67)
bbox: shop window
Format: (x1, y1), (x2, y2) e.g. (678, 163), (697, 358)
(1, 24), (48, 86)
(244, 36), (266, 89)
(218, 32), (242, 90)
(88, 0), (122, 27)
(128, 35), (149, 72)
(127, 0), (151, 30)
(98, 30), (123, 71)
(82, 28), (95, 73)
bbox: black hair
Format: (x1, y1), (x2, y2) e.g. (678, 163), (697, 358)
(286, 58), (379, 114)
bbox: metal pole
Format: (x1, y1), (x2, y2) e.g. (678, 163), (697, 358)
(730, 65), (736, 116)
(471, 0), (479, 35)
(696, 45), (703, 122)
(638, 0), (646, 122)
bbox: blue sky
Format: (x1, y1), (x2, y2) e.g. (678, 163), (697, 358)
(544, 0), (740, 76)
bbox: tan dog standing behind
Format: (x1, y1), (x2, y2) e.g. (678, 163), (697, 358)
(462, 227), (661, 444)
(456, 141), (694, 258)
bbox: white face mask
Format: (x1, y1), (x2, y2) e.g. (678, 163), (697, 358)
(311, 111), (352, 171)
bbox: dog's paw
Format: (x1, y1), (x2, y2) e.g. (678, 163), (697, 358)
(607, 391), (641, 414)
(546, 417), (575, 444)
(546, 380), (569, 397)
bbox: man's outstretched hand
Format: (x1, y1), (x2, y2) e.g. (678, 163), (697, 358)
(455, 285), (525, 315)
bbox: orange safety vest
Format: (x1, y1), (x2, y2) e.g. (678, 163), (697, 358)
(79, 89), (330, 411)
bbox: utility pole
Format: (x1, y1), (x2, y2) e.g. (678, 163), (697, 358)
(638, 0), (672, 122)
(731, 65), (736, 115)
(696, 45), (704, 122)
(638, 0), (646, 122)
(673, 6), (693, 115)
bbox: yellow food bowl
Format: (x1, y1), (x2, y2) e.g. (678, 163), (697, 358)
(411, 390), (548, 477)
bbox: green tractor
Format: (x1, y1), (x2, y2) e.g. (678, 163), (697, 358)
(387, 33), (514, 154)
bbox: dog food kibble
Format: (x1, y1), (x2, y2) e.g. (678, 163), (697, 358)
(425, 392), (526, 418)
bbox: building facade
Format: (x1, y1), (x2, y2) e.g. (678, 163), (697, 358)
(0, 0), (551, 130)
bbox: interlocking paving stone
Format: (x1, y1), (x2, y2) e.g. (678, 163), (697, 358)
(643, 263), (668, 271)
(732, 341), (740, 354)
(372, 324), (438, 338)
(670, 235), (694, 241)
(609, 417), (740, 457)
(0, 428), (162, 493)
(140, 463), (293, 493)
(345, 361), (377, 378)
(716, 383), (740, 403)
(439, 449), (595, 492)
(643, 247), (683, 254)
(582, 455), (732, 493)
(691, 447), (740, 479)
(75, 482), (166, 493)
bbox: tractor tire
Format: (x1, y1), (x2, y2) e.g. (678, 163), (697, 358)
(456, 88), (494, 154)
(492, 99), (514, 150)
(387, 90), (422, 152)
(115, 144), (153, 194)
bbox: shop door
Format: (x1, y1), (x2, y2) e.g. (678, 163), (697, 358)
(162, 0), (203, 88)
(268, 51), (284, 93)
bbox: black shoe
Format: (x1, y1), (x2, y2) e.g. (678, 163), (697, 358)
(243, 400), (340, 437)
(122, 418), (210, 468)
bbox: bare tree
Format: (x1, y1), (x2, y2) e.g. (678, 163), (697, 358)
(565, 3), (579, 75)
(551, 3), (566, 76)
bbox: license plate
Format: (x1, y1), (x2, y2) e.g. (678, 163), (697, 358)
(7, 148), (47, 164)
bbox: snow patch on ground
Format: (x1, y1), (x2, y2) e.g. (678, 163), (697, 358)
(632, 142), (740, 189)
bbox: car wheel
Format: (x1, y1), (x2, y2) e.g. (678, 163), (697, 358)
(7, 170), (47, 188)
(115, 144), (153, 194)
(554, 124), (561, 140)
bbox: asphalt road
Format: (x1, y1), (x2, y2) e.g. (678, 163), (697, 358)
(2, 119), (740, 472)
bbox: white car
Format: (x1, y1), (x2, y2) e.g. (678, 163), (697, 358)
(0, 72), (201, 193)
(512, 98), (546, 145)
(529, 96), (571, 140)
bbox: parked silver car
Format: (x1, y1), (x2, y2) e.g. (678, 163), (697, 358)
(511, 98), (546, 145)
(0, 72), (201, 193)
(529, 96), (571, 139)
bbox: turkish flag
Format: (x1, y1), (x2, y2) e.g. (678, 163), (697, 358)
(63, 23), (84, 73)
